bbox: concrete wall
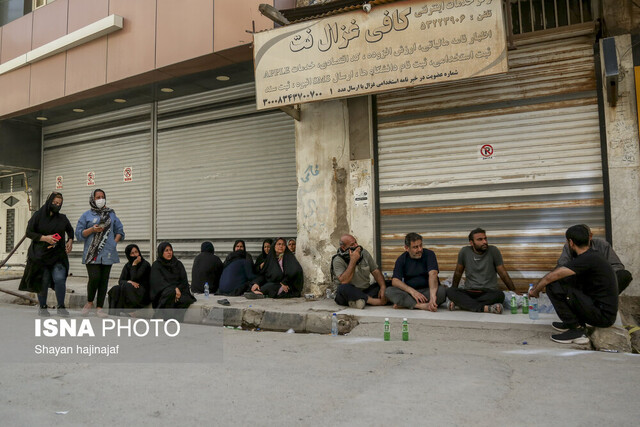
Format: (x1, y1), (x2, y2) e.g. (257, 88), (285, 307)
(600, 35), (640, 296)
(295, 98), (377, 294)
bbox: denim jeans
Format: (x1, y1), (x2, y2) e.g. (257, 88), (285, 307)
(38, 262), (67, 308)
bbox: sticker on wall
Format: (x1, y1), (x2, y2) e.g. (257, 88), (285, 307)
(123, 167), (133, 182)
(479, 144), (495, 160)
(87, 172), (96, 186)
(55, 176), (63, 189)
(354, 188), (369, 207)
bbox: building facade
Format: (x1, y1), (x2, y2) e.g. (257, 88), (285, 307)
(0, 0), (638, 296)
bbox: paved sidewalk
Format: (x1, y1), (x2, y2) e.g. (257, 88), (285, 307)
(0, 275), (570, 335)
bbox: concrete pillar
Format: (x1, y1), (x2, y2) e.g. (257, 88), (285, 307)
(600, 35), (640, 295)
(295, 97), (376, 295)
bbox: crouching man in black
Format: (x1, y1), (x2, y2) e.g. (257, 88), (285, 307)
(530, 225), (618, 344)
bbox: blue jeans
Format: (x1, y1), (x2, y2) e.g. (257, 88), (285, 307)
(38, 262), (67, 308)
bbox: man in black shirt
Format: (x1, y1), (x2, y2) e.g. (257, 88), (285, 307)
(530, 225), (618, 344)
(386, 233), (446, 311)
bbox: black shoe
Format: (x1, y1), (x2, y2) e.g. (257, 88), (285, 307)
(244, 292), (265, 299)
(550, 328), (589, 344)
(38, 307), (51, 317)
(57, 307), (70, 317)
(552, 321), (570, 332)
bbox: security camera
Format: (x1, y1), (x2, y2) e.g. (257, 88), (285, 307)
(363, 3), (371, 13)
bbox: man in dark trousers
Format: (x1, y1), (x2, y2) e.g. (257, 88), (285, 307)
(530, 224), (618, 344)
(332, 234), (387, 309)
(556, 224), (633, 294)
(385, 232), (446, 311)
(447, 228), (517, 314)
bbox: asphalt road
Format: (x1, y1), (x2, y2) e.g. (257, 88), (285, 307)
(0, 303), (638, 426)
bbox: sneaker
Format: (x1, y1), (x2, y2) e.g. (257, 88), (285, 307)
(96, 308), (109, 318)
(81, 302), (94, 317)
(57, 307), (70, 317)
(550, 328), (589, 344)
(552, 321), (570, 332)
(348, 299), (366, 310)
(38, 307), (51, 317)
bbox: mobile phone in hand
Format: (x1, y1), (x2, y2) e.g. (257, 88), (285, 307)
(52, 233), (62, 241)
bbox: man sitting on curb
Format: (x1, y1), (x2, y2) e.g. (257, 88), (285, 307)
(447, 227), (517, 314)
(332, 234), (387, 309)
(556, 224), (633, 295)
(385, 233), (446, 311)
(530, 224), (618, 344)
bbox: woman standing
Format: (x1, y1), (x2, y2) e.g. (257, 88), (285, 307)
(249, 237), (303, 298)
(108, 244), (150, 315)
(75, 189), (124, 317)
(150, 242), (196, 321)
(19, 192), (74, 317)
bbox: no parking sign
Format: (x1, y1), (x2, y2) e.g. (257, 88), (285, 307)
(123, 167), (133, 182)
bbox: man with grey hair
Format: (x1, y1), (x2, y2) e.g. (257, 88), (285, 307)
(385, 232), (446, 311)
(556, 224), (632, 294)
(332, 234), (387, 309)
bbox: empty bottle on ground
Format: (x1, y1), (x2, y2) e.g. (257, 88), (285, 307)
(331, 313), (338, 336)
(384, 318), (390, 341)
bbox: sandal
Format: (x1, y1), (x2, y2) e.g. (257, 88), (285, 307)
(244, 292), (265, 299)
(488, 303), (503, 314)
(217, 299), (230, 306)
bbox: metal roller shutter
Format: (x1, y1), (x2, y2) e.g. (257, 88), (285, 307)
(376, 32), (605, 289)
(156, 83), (297, 270)
(42, 105), (153, 276)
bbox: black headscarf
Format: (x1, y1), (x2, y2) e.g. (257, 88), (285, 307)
(254, 238), (273, 271)
(42, 191), (63, 216)
(150, 242), (191, 308)
(125, 243), (144, 264)
(256, 237), (304, 296)
(224, 239), (252, 267)
(201, 241), (215, 254)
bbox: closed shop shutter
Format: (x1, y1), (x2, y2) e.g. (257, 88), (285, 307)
(376, 32), (604, 289)
(42, 105), (153, 276)
(156, 83), (297, 272)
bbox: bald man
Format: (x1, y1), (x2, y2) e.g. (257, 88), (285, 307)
(331, 234), (387, 309)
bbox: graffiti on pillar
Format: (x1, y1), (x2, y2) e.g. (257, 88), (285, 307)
(300, 164), (319, 183)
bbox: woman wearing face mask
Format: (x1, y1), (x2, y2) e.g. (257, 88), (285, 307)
(253, 238), (273, 274)
(75, 189), (125, 318)
(249, 237), (304, 298)
(223, 239), (253, 266)
(150, 242), (196, 321)
(19, 192), (74, 317)
(107, 244), (150, 316)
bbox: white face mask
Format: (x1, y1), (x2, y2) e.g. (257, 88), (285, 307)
(95, 199), (106, 209)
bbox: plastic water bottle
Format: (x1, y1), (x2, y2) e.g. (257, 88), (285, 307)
(402, 318), (409, 341)
(204, 282), (209, 298)
(528, 284), (538, 320)
(384, 318), (390, 341)
(510, 295), (517, 314)
(331, 313), (338, 336)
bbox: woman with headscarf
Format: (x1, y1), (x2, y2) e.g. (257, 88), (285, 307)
(248, 237), (304, 298)
(218, 247), (256, 296)
(287, 238), (296, 254)
(150, 242), (196, 321)
(107, 244), (150, 315)
(223, 239), (253, 266)
(191, 241), (223, 294)
(75, 189), (125, 318)
(253, 238), (273, 274)
(19, 192), (74, 317)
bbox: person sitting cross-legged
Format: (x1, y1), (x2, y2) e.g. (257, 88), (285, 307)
(385, 232), (446, 311)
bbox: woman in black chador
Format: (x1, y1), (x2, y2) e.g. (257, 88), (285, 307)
(249, 237), (303, 298)
(150, 242), (196, 321)
(108, 244), (151, 315)
(20, 192), (74, 317)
